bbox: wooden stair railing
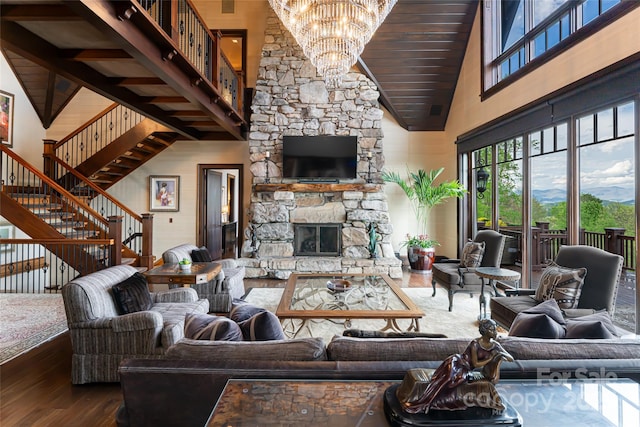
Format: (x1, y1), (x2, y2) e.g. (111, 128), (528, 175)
(0, 145), (145, 274)
(43, 152), (154, 270)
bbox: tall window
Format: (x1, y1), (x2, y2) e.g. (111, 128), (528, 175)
(483, 0), (627, 91)
(465, 99), (637, 334)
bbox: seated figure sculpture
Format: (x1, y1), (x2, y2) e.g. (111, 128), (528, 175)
(396, 319), (514, 414)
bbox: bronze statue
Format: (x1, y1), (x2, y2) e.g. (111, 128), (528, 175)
(396, 319), (514, 414)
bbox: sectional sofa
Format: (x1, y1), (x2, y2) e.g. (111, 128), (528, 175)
(116, 335), (640, 427)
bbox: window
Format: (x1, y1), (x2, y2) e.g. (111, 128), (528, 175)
(483, 0), (630, 93)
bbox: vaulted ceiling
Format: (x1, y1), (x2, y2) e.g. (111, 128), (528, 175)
(1, 0), (477, 134)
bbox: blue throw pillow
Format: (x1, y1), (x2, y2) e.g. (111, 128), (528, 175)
(237, 311), (286, 341)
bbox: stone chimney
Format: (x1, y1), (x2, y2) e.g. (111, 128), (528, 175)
(237, 12), (401, 279)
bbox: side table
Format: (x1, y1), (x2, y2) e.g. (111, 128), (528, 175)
(143, 262), (221, 291)
(475, 267), (521, 320)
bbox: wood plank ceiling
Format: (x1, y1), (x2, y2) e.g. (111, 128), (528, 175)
(360, 0), (478, 131)
(0, 1), (246, 141)
(0, 0), (477, 135)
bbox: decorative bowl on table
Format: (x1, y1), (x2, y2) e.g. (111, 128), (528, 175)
(326, 279), (351, 292)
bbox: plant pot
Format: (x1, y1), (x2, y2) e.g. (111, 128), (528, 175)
(179, 263), (191, 272)
(407, 246), (436, 274)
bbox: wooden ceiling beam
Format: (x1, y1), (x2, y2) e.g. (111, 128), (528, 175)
(0, 4), (80, 21)
(112, 77), (166, 86)
(0, 20), (202, 140)
(62, 49), (133, 61)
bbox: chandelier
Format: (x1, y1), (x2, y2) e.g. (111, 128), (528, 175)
(268, 0), (397, 85)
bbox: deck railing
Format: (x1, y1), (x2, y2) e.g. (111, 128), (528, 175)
(490, 223), (635, 271)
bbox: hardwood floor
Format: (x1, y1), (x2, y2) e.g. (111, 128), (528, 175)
(0, 270), (433, 426)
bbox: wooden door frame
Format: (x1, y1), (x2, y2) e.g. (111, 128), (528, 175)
(197, 163), (244, 255)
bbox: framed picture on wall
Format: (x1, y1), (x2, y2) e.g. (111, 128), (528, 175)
(149, 175), (180, 212)
(0, 90), (14, 147)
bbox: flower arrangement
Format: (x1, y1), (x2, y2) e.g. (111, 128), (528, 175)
(401, 234), (440, 249)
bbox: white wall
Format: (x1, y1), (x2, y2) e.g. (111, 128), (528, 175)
(0, 56), (46, 167)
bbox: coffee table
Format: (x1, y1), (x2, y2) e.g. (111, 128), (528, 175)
(475, 267), (521, 320)
(143, 262), (221, 290)
(275, 273), (424, 338)
(206, 377), (640, 426)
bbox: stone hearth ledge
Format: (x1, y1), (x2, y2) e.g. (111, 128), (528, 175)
(237, 256), (403, 280)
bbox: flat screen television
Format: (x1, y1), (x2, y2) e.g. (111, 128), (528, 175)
(282, 136), (358, 180)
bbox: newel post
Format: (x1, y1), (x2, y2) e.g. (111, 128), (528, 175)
(42, 139), (57, 181)
(605, 227), (625, 255)
(140, 213), (154, 271)
(108, 216), (123, 267)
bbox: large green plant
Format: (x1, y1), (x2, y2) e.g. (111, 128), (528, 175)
(382, 167), (466, 237)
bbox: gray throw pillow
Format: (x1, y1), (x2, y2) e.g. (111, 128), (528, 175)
(230, 300), (267, 323)
(460, 240), (485, 268)
(184, 313), (243, 341)
(565, 311), (619, 339)
(237, 311), (286, 341)
(111, 272), (153, 314)
(508, 299), (567, 339)
(534, 261), (587, 309)
(191, 247), (212, 262)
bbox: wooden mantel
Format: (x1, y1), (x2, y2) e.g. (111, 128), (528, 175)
(253, 183), (383, 193)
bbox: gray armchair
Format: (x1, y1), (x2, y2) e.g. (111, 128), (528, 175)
(61, 265), (209, 384)
(490, 245), (624, 329)
(431, 230), (506, 311)
(162, 244), (246, 313)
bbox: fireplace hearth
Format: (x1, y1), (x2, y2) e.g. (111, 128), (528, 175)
(294, 224), (341, 256)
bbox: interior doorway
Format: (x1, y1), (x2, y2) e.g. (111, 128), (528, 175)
(197, 164), (244, 260)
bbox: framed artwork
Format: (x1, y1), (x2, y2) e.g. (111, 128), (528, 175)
(0, 224), (14, 252)
(149, 175), (180, 212)
(0, 90), (14, 147)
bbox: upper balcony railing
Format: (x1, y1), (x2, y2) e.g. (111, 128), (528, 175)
(137, 0), (241, 112)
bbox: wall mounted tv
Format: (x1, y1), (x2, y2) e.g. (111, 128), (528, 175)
(282, 136), (358, 180)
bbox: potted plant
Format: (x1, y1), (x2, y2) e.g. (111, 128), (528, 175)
(382, 167), (466, 273)
(178, 258), (192, 272)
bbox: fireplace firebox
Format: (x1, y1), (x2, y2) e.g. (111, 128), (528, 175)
(294, 224), (341, 256)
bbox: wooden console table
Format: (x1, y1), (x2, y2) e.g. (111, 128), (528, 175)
(143, 262), (221, 290)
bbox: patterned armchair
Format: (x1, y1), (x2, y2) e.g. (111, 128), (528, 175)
(61, 265), (209, 384)
(162, 244), (246, 313)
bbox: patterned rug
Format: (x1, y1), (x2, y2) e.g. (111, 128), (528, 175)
(0, 293), (68, 364)
(244, 287), (499, 343)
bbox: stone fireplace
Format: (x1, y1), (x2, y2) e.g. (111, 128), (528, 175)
(294, 224), (341, 256)
(236, 12), (402, 279)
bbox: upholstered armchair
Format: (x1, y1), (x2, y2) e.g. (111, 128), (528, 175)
(431, 230), (506, 311)
(61, 265), (209, 384)
(490, 245), (624, 329)
(162, 244), (246, 313)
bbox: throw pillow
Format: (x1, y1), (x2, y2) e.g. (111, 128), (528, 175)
(230, 300), (267, 323)
(184, 313), (243, 341)
(565, 311), (619, 339)
(191, 247), (212, 263)
(534, 261), (587, 309)
(111, 272), (153, 314)
(237, 311), (286, 341)
(508, 299), (567, 339)
(460, 240), (485, 268)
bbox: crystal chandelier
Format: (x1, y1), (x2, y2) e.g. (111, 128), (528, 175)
(268, 0), (397, 85)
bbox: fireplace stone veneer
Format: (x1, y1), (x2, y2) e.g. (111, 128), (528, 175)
(235, 13), (402, 279)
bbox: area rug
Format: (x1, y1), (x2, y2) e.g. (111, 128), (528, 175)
(0, 293), (68, 364)
(244, 287), (497, 343)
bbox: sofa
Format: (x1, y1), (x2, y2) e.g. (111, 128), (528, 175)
(161, 244), (246, 312)
(116, 335), (640, 426)
(61, 265), (209, 384)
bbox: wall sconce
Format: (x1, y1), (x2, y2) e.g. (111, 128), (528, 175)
(476, 160), (489, 198)
(264, 151), (270, 183)
(367, 151), (373, 183)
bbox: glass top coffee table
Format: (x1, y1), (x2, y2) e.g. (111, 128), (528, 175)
(206, 377), (640, 426)
(275, 273), (424, 337)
